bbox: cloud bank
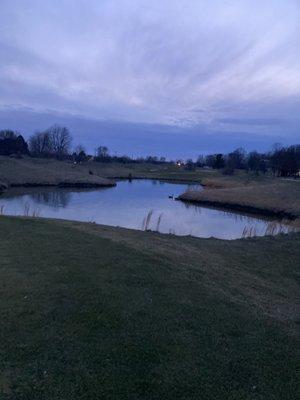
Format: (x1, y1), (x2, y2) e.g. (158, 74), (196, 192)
(0, 0), (299, 155)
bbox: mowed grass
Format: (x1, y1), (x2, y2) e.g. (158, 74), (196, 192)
(0, 216), (299, 399)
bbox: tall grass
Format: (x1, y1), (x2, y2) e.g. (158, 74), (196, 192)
(23, 202), (30, 216)
(142, 210), (154, 231)
(22, 202), (42, 218)
(156, 213), (163, 232)
(242, 225), (257, 238)
(142, 211), (164, 232)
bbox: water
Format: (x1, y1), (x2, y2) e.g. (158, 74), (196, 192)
(0, 179), (296, 239)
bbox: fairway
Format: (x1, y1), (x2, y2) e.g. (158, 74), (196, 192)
(0, 216), (299, 399)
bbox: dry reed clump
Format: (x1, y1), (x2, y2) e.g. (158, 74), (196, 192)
(23, 202), (41, 218)
(0, 202), (42, 218)
(242, 225), (257, 238)
(142, 210), (164, 232)
(156, 213), (163, 231)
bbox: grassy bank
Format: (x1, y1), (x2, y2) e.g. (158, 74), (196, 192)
(0, 156), (115, 188)
(179, 181), (300, 220)
(0, 155), (220, 187)
(0, 216), (299, 399)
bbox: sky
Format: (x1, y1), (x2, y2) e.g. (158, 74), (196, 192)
(0, 0), (300, 158)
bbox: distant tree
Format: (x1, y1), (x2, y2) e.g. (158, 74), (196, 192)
(204, 154), (224, 169)
(146, 156), (158, 163)
(0, 131), (28, 156)
(196, 155), (205, 167)
(96, 146), (109, 158)
(259, 159), (267, 174)
(73, 145), (87, 163)
(117, 155), (131, 164)
(214, 154), (225, 169)
(0, 129), (18, 140)
(75, 144), (86, 154)
(271, 145), (300, 177)
(272, 142), (283, 152)
(205, 155), (215, 168)
(247, 151), (261, 174)
(29, 125), (72, 158)
(15, 135), (29, 154)
(185, 159), (195, 171)
(47, 125), (72, 157)
(226, 148), (246, 171)
(29, 131), (53, 156)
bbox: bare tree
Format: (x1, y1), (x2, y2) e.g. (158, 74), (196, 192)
(96, 146), (109, 158)
(29, 131), (52, 156)
(47, 125), (72, 157)
(29, 125), (72, 157)
(73, 144), (87, 162)
(74, 144), (86, 155)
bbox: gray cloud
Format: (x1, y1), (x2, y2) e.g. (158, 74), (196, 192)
(0, 0), (299, 154)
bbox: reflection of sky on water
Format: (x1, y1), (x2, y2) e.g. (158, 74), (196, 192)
(0, 180), (297, 239)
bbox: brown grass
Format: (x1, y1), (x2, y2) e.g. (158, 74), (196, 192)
(0, 156), (115, 188)
(179, 181), (300, 220)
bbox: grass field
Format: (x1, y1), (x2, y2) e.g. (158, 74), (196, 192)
(2, 155), (275, 185)
(0, 216), (299, 399)
(0, 156), (220, 186)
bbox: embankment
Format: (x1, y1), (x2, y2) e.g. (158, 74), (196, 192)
(179, 181), (300, 220)
(0, 156), (115, 192)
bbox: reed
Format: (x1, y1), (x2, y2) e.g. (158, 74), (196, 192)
(156, 213), (163, 232)
(142, 209), (154, 231)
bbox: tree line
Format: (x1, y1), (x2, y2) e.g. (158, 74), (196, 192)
(189, 145), (299, 177)
(0, 125), (299, 177)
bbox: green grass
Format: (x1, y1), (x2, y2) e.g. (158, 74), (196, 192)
(0, 216), (299, 399)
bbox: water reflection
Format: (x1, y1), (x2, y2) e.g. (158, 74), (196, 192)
(30, 190), (72, 209)
(0, 180), (297, 240)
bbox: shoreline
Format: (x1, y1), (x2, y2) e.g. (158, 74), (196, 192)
(2, 176), (299, 222)
(0, 180), (116, 193)
(177, 196), (299, 221)
(178, 180), (300, 222)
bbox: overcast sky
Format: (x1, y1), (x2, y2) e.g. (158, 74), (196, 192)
(1, 0), (299, 157)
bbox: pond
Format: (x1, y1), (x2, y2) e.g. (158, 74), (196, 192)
(0, 179), (296, 239)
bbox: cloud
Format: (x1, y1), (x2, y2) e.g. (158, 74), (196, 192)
(0, 0), (299, 150)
